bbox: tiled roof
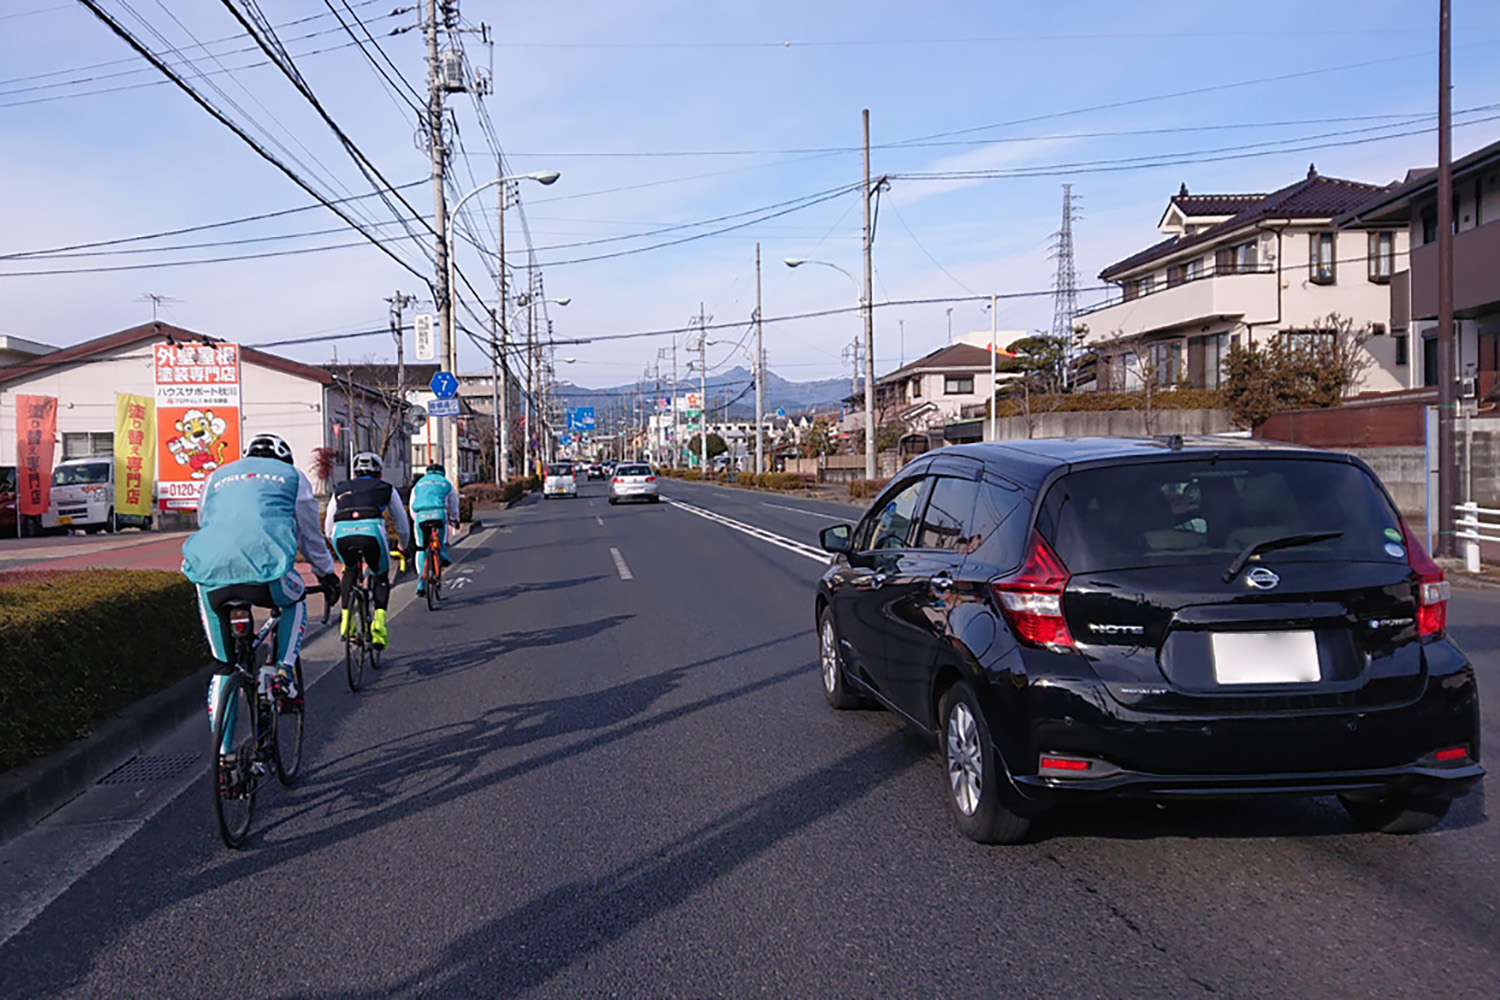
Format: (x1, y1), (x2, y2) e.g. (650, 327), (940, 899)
(877, 342), (1001, 383)
(1170, 193), (1265, 217)
(1101, 173), (1391, 280)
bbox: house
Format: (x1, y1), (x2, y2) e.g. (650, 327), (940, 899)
(870, 332), (1022, 436)
(0, 322), (410, 497)
(0, 335), (57, 367)
(1079, 167), (1407, 394)
(1337, 137), (1500, 397)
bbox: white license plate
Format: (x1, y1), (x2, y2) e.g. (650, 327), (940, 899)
(1211, 631), (1320, 685)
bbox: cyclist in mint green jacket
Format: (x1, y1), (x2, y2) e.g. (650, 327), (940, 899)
(182, 433), (339, 712)
(409, 463), (460, 596)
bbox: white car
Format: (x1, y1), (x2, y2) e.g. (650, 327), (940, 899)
(543, 462), (577, 499)
(44, 456), (152, 533)
(609, 463), (660, 505)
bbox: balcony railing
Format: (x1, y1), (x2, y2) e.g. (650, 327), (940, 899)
(1078, 263), (1275, 318)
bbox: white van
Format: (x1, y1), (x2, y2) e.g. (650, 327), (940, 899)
(44, 457), (152, 534)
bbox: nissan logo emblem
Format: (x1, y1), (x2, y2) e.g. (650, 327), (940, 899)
(1245, 567), (1280, 590)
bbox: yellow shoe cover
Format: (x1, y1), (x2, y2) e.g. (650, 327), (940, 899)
(372, 609), (388, 649)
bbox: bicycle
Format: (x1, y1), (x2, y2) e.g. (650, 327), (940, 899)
(341, 563), (380, 692)
(420, 520), (444, 611)
(210, 588), (333, 849)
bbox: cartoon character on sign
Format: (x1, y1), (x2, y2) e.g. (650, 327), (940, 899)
(167, 408), (230, 478)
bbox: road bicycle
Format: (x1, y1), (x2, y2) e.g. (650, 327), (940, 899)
(341, 563), (381, 692)
(210, 589), (332, 849)
(420, 520), (445, 610)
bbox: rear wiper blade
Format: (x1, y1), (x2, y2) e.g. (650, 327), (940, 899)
(1222, 530), (1343, 583)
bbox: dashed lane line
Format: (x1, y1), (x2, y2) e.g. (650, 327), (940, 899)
(760, 501), (847, 521)
(665, 498), (828, 563)
(610, 547), (634, 580)
(596, 515), (604, 526)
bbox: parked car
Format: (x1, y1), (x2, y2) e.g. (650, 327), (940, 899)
(43, 456), (152, 534)
(543, 462), (577, 499)
(0, 465), (17, 537)
(814, 438), (1482, 844)
(609, 463), (659, 505)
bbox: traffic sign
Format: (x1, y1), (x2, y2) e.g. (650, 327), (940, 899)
(429, 370), (458, 399)
(566, 406), (595, 432)
(776, 408), (786, 418)
(414, 314), (436, 361)
(559, 434), (574, 447)
(426, 398), (460, 417)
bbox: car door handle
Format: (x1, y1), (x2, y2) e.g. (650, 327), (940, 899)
(930, 574), (954, 591)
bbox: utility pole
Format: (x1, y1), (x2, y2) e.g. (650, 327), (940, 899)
(696, 303), (709, 472)
(1436, 0), (1457, 557)
(424, 0), (454, 485)
(524, 270), (535, 477)
(494, 164), (509, 484)
(860, 108), (877, 481)
(754, 242), (766, 476)
(671, 338), (680, 467)
(386, 291), (415, 475)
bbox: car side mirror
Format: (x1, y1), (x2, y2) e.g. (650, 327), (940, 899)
(820, 523), (853, 554)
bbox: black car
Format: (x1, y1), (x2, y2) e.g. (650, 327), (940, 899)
(814, 438), (1482, 844)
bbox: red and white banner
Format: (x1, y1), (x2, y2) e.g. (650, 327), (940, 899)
(154, 342), (242, 510)
(15, 394), (57, 517)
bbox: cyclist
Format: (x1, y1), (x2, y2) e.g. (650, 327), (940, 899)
(323, 451), (411, 649)
(182, 432), (339, 713)
(409, 462), (460, 597)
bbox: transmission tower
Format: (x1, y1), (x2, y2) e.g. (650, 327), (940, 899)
(1049, 184), (1081, 386)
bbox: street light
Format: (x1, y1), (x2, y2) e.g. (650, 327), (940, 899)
(508, 295), (569, 478)
(444, 170), (560, 489)
(785, 256), (874, 480)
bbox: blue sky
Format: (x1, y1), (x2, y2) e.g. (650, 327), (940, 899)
(3, 0), (1500, 392)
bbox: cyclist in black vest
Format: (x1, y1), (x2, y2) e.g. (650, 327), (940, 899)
(323, 452), (410, 649)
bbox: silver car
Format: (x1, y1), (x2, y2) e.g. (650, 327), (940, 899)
(609, 463), (659, 504)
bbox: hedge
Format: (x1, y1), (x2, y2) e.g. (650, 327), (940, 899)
(461, 476), (532, 506)
(992, 388), (1226, 419)
(847, 477), (890, 500)
(0, 570), (210, 771)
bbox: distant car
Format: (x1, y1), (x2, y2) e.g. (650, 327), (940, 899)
(587, 464), (605, 481)
(543, 462), (577, 499)
(815, 438), (1482, 844)
(609, 463), (659, 505)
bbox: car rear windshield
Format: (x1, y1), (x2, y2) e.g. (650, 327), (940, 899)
(546, 464), (573, 477)
(53, 462), (110, 486)
(1037, 458), (1403, 573)
(617, 465), (652, 476)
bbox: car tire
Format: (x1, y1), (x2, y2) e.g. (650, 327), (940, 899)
(650, 495), (660, 504)
(608, 498), (618, 505)
(939, 680), (1032, 845)
(1338, 793), (1452, 834)
(817, 607), (861, 710)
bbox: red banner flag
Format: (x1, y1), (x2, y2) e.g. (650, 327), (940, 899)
(15, 394), (57, 516)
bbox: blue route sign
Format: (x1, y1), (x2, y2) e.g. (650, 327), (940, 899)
(776, 408), (786, 418)
(429, 370), (458, 399)
(566, 407), (596, 432)
(426, 398), (460, 417)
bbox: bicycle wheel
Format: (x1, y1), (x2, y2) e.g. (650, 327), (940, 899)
(210, 672), (258, 849)
(345, 596), (366, 692)
(273, 655), (305, 784)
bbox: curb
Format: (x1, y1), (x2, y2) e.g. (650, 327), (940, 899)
(0, 665), (213, 844)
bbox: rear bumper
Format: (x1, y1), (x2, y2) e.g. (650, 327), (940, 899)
(1015, 760), (1483, 803)
(610, 487), (658, 500)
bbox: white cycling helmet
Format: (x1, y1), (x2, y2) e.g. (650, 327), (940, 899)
(352, 451), (383, 476)
(245, 432), (293, 464)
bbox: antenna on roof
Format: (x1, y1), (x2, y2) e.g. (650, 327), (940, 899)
(137, 292), (181, 322)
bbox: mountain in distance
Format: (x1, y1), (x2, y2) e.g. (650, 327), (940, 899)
(552, 365), (850, 420)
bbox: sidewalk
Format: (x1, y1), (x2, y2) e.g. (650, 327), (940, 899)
(0, 530), (188, 571)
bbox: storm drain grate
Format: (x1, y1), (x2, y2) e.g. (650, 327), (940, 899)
(98, 751), (201, 785)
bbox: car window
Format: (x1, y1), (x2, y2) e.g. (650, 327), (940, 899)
(618, 465), (651, 476)
(546, 464), (572, 477)
(916, 477), (978, 551)
(1038, 458), (1402, 573)
(967, 478), (1029, 566)
(53, 462), (110, 486)
(857, 477), (928, 552)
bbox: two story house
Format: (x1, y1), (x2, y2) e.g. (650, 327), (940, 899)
(1337, 136), (1500, 398)
(868, 332), (1022, 437)
(1080, 167), (1407, 394)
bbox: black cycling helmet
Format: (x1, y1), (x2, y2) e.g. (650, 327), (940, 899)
(352, 451), (383, 477)
(426, 462), (445, 475)
(245, 432), (293, 464)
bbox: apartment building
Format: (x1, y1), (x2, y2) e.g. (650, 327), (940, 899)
(1080, 167), (1407, 394)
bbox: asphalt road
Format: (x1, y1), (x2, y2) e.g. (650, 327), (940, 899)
(1, 479), (1496, 998)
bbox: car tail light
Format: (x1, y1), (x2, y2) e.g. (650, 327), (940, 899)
(991, 530), (1074, 650)
(1434, 746), (1469, 762)
(228, 608), (253, 637)
(1401, 519), (1448, 639)
(613, 477), (623, 484)
(645, 476), (656, 483)
(1039, 756), (1091, 773)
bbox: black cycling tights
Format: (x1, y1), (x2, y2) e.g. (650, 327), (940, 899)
(335, 535), (390, 610)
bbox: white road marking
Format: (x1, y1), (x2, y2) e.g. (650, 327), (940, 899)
(596, 515), (604, 526)
(666, 499), (828, 563)
(610, 547), (634, 580)
(761, 501), (847, 521)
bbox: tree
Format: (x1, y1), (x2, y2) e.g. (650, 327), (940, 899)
(687, 432), (728, 461)
(803, 416), (835, 458)
(1222, 313), (1373, 429)
(996, 332), (1070, 437)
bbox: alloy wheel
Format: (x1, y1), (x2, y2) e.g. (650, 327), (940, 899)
(947, 702), (983, 816)
(820, 620), (838, 694)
